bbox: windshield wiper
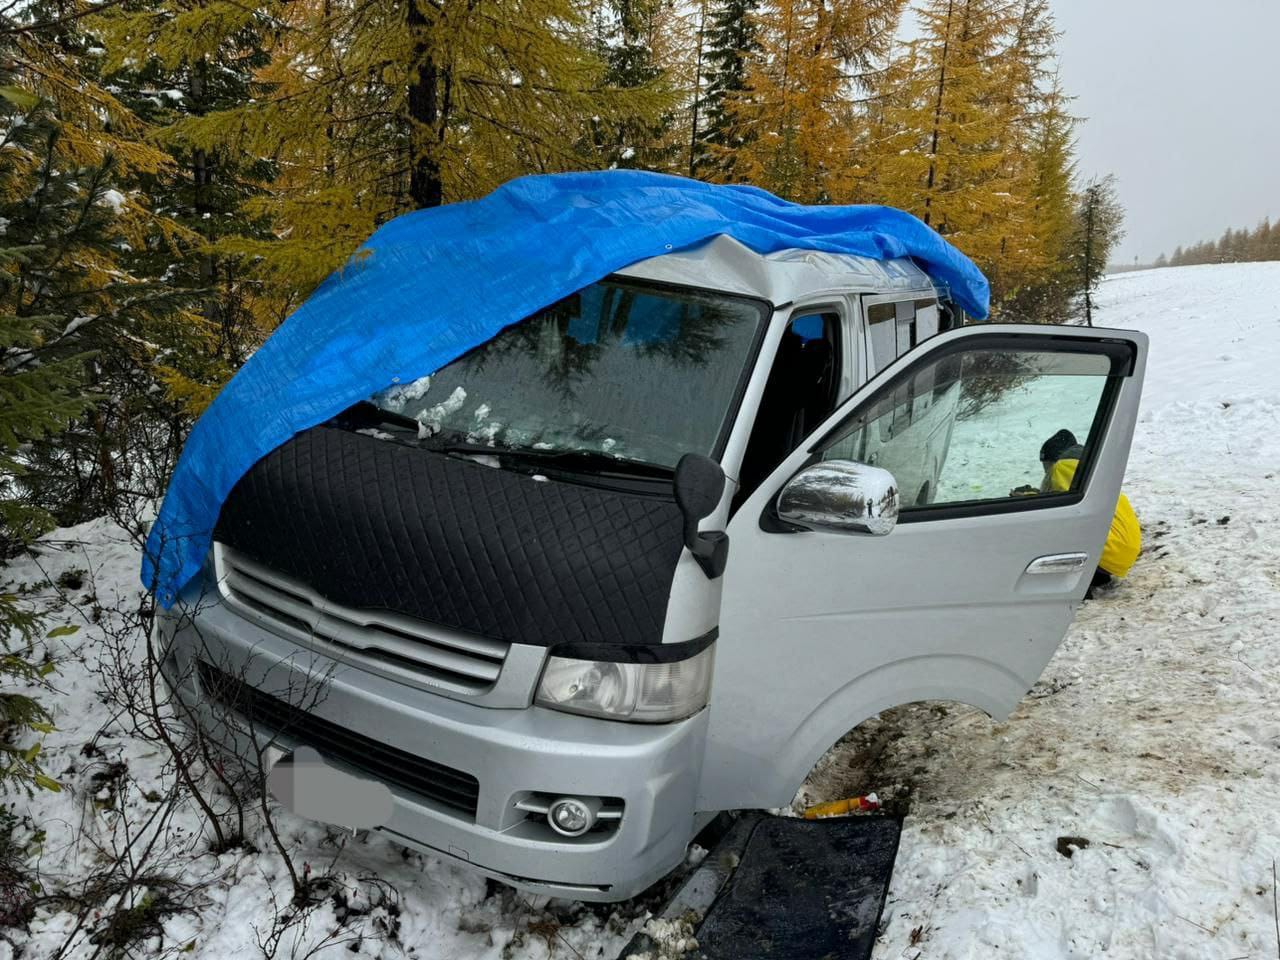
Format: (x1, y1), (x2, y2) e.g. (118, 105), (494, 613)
(419, 437), (673, 479)
(342, 411), (673, 480)
(338, 401), (422, 434)
(496, 446), (674, 479)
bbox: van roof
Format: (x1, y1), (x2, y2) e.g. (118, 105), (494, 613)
(613, 234), (941, 306)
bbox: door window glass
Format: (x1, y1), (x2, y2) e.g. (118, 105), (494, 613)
(820, 347), (1117, 510)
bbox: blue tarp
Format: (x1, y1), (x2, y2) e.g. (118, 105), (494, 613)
(143, 170), (989, 604)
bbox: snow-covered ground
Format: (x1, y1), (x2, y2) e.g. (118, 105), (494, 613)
(4, 262), (1280, 959)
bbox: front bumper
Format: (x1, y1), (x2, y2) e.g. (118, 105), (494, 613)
(158, 576), (708, 902)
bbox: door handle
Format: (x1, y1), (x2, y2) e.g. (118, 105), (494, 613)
(1024, 553), (1089, 575)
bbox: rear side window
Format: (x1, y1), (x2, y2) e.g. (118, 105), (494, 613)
(867, 297), (938, 375)
(867, 303), (899, 375)
(915, 300), (940, 340)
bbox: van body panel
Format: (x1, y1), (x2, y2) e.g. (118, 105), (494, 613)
(614, 235), (937, 306)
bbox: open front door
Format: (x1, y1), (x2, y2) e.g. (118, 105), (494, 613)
(699, 324), (1147, 811)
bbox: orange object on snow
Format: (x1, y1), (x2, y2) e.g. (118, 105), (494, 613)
(802, 794), (881, 819)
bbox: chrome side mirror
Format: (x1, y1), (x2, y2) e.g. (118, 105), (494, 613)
(776, 460), (900, 536)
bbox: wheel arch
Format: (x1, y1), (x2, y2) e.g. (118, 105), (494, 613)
(750, 654), (1029, 811)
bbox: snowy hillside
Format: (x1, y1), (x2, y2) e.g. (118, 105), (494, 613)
(4, 262), (1280, 959)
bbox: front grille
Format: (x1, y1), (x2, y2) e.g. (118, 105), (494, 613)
(213, 544), (509, 695)
(197, 661), (481, 818)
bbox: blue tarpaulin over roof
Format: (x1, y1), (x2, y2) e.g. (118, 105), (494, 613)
(143, 170), (990, 603)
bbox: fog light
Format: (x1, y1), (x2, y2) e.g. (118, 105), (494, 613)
(547, 797), (599, 837)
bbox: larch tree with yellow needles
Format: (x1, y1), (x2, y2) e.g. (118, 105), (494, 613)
(720, 0), (906, 204)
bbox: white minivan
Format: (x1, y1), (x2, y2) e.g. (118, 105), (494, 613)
(158, 235), (1146, 901)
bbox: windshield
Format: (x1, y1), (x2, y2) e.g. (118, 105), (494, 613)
(370, 279), (767, 468)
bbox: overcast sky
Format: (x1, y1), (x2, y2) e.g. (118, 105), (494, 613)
(1051, 1), (1280, 264)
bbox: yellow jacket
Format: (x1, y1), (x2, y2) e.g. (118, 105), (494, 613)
(1047, 459), (1141, 577)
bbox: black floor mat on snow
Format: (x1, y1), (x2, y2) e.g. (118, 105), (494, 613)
(694, 815), (901, 960)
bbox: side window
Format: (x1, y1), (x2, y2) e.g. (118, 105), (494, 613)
(894, 301), (915, 356)
(867, 299), (928, 443)
(915, 299), (940, 341)
(820, 346), (1122, 510)
(737, 311), (842, 503)
(909, 299), (940, 417)
(866, 297), (939, 376)
(866, 303), (898, 375)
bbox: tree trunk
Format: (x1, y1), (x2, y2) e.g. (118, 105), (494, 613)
(688, 0), (707, 179)
(407, 0), (444, 209)
(190, 57), (217, 327)
(324, 0), (336, 180)
(1083, 190), (1095, 326)
(922, 0), (954, 228)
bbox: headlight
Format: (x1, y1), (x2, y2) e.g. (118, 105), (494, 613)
(535, 645), (714, 723)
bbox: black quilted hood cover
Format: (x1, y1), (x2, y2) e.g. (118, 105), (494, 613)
(213, 425), (687, 648)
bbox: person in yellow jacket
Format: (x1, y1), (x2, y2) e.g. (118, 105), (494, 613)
(1038, 428), (1141, 596)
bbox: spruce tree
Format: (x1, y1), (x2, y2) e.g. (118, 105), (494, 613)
(593, 0), (679, 170)
(696, 0), (760, 178)
(95, 0), (279, 410)
(1068, 175), (1124, 326)
(0, 84), (92, 795)
(4, 0), (200, 524)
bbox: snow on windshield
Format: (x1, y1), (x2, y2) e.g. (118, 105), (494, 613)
(370, 279), (767, 467)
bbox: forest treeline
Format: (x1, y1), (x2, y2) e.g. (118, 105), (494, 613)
(1155, 218), (1280, 268)
(0, 0), (1125, 790)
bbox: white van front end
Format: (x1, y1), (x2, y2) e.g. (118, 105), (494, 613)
(159, 565), (711, 900)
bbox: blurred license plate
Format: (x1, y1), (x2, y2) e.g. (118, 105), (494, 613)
(266, 746), (393, 830)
